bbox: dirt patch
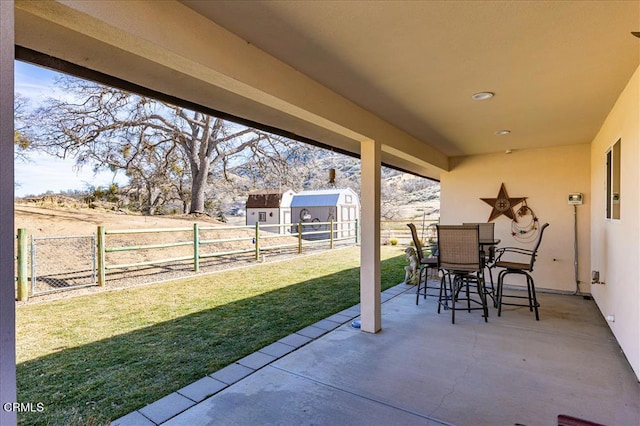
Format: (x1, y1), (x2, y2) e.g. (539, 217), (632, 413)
(15, 201), (227, 236)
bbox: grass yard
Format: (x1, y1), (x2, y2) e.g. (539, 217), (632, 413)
(16, 245), (407, 425)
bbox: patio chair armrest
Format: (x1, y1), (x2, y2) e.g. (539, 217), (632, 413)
(493, 247), (534, 263)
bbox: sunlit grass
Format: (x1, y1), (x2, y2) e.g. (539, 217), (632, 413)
(16, 246), (407, 425)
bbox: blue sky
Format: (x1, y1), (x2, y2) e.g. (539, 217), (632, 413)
(14, 61), (127, 197)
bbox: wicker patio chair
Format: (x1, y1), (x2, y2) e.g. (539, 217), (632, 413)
(436, 224), (488, 324)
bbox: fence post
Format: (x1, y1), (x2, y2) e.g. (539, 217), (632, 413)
(354, 219), (359, 244)
(297, 222), (303, 254)
(193, 223), (200, 272)
(16, 228), (28, 301)
(97, 225), (105, 286)
(255, 222), (260, 261)
(330, 218), (334, 249)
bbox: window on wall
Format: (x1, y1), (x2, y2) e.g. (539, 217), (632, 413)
(606, 139), (621, 220)
(258, 212), (267, 222)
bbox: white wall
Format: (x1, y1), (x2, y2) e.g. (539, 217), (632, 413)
(246, 208), (281, 232)
(590, 66), (640, 380)
(0, 1), (17, 423)
(441, 144), (591, 293)
(280, 190), (295, 208)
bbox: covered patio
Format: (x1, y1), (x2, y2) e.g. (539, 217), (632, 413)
(114, 284), (639, 425)
(1, 1), (640, 425)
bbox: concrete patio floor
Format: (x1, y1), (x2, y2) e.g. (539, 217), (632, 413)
(114, 282), (639, 426)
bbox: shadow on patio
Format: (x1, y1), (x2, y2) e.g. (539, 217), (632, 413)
(116, 282), (640, 426)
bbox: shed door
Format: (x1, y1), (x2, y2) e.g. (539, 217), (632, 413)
(342, 206), (354, 237)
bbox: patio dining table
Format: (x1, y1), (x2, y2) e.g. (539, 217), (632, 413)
(479, 238), (500, 247)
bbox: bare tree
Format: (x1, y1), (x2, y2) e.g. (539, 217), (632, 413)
(378, 176), (399, 220)
(32, 76), (297, 214)
(14, 94), (32, 162)
(123, 143), (188, 214)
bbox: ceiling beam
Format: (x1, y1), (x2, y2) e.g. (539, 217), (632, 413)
(15, 0), (448, 179)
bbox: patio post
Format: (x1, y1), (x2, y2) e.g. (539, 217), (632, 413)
(193, 223), (200, 272)
(360, 139), (381, 333)
(16, 229), (28, 301)
(0, 1), (17, 424)
(97, 226), (105, 286)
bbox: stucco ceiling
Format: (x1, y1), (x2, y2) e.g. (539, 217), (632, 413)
(180, 0), (640, 157)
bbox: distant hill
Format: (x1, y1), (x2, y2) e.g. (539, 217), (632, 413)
(217, 151), (439, 221)
(16, 149), (440, 222)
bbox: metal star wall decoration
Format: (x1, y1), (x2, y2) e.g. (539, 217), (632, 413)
(481, 183), (526, 222)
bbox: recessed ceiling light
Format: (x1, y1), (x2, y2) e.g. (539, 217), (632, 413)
(495, 130), (511, 135)
(471, 92), (494, 101)
(632, 32), (640, 38)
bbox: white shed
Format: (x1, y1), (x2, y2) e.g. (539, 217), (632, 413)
(290, 188), (360, 240)
(245, 189), (295, 234)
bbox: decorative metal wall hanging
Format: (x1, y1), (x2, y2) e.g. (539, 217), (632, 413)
(480, 183), (526, 222)
(300, 208), (311, 221)
(511, 200), (540, 242)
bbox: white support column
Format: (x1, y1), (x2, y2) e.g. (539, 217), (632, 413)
(360, 139), (381, 333)
(0, 1), (17, 424)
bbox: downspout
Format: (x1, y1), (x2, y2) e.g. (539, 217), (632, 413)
(573, 204), (580, 295)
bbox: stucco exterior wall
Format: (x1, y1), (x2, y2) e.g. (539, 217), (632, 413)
(441, 144), (591, 293)
(590, 66), (640, 380)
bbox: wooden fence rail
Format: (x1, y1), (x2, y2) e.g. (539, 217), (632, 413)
(96, 219), (359, 286)
(380, 219), (439, 244)
(15, 218), (438, 299)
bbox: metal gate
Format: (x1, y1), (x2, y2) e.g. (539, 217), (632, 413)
(31, 234), (97, 295)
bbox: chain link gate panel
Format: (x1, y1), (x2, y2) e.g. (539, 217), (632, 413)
(31, 234), (97, 295)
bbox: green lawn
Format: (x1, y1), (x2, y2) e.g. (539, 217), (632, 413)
(16, 245), (407, 425)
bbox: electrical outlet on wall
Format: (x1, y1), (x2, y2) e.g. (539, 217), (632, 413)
(591, 270), (605, 285)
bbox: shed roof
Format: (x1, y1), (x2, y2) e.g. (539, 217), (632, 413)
(290, 188), (357, 208)
(246, 190), (289, 208)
